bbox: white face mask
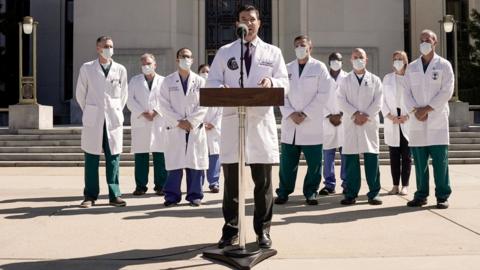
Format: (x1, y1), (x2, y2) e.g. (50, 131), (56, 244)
(419, 42), (433, 56)
(295, 46), (308, 60)
(352, 58), (366, 71)
(330, 60), (342, 71)
(179, 58), (193, 71)
(101, 48), (114, 59)
(142, 64), (155, 75)
(199, 72), (208, 79)
(393, 60), (405, 72)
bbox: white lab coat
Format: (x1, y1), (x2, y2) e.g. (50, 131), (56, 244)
(204, 107), (222, 155)
(323, 70), (348, 150)
(158, 71), (208, 170)
(75, 59), (128, 155)
(281, 57), (333, 145)
(381, 72), (410, 147)
(206, 37), (289, 164)
(403, 53), (454, 147)
(127, 73), (165, 153)
(337, 71), (383, 154)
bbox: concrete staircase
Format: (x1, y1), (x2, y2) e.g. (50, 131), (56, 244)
(0, 125), (480, 166)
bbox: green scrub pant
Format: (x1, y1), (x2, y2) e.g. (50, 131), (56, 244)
(344, 153), (381, 199)
(276, 143), (323, 199)
(83, 125), (121, 201)
(134, 152), (168, 191)
(411, 145), (451, 200)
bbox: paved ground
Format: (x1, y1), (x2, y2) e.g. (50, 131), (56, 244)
(0, 164), (479, 269)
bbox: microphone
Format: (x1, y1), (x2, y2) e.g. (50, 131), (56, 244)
(236, 23), (248, 39)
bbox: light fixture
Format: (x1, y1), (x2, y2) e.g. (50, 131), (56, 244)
(442, 15), (455, 33)
(22, 16), (34, 35)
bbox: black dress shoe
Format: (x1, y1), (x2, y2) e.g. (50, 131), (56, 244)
(305, 198), (318, 205)
(407, 198), (427, 207)
(436, 199), (449, 209)
(340, 197), (356, 205)
(274, 196), (288, 205)
(319, 187), (335, 196)
(368, 196), (383, 205)
(217, 235), (238, 249)
(132, 188), (146, 196)
(257, 233), (272, 248)
(109, 197), (127, 207)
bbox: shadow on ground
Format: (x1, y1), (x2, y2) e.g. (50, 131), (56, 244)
(0, 243), (233, 270)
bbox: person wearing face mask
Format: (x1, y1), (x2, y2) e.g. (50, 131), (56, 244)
(198, 64), (210, 80)
(157, 48), (208, 207)
(382, 51), (411, 196)
(127, 53), (167, 196)
(197, 64), (222, 193)
(337, 48), (383, 206)
(76, 36), (128, 208)
(206, 5), (288, 249)
(274, 35), (334, 206)
(320, 52), (349, 196)
(403, 29), (454, 209)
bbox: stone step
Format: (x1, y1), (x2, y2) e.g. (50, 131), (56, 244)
(1, 157), (480, 167)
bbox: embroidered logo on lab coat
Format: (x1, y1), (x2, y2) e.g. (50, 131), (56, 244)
(432, 71), (439, 80)
(288, 73), (292, 80)
(227, 57), (239, 70)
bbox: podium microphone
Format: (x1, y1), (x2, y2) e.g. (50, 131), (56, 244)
(236, 23), (248, 39)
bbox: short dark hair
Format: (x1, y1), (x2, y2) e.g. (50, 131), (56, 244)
(198, 64), (209, 72)
(176, 47), (192, 59)
(236, 4), (260, 21)
(328, 52), (342, 61)
(96, 36), (112, 45)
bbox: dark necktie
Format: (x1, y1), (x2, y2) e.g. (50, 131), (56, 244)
(244, 42), (251, 76)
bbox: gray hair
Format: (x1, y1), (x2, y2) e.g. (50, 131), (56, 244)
(420, 29), (438, 41)
(140, 53), (156, 63)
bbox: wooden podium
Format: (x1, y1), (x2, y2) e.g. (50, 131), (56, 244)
(201, 87), (284, 270)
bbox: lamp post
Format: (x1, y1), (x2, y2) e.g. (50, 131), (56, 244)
(18, 16), (38, 104)
(441, 14), (460, 102)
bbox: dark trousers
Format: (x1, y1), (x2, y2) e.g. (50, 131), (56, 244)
(222, 163), (273, 238)
(388, 128), (412, 186)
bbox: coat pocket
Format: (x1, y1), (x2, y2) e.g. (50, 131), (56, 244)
(82, 104), (98, 127)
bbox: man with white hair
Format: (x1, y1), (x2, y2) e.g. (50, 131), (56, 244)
(403, 29), (454, 209)
(337, 48), (383, 206)
(127, 53), (167, 196)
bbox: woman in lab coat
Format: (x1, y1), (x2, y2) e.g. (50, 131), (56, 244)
(127, 53), (167, 196)
(158, 48), (208, 207)
(382, 51), (411, 196)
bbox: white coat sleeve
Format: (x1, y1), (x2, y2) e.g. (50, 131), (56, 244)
(205, 49), (225, 88)
(402, 69), (418, 114)
(158, 80), (184, 126)
(75, 65), (88, 111)
(268, 48), (289, 91)
(186, 79), (208, 128)
(323, 81), (340, 117)
(209, 107), (223, 129)
(302, 68), (332, 120)
(337, 81), (358, 118)
(381, 76), (394, 117)
(127, 79), (145, 118)
(280, 90), (295, 121)
(429, 62), (454, 110)
(120, 67), (128, 109)
(365, 78), (383, 117)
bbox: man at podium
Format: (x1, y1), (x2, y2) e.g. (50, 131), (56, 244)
(206, 4), (288, 249)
